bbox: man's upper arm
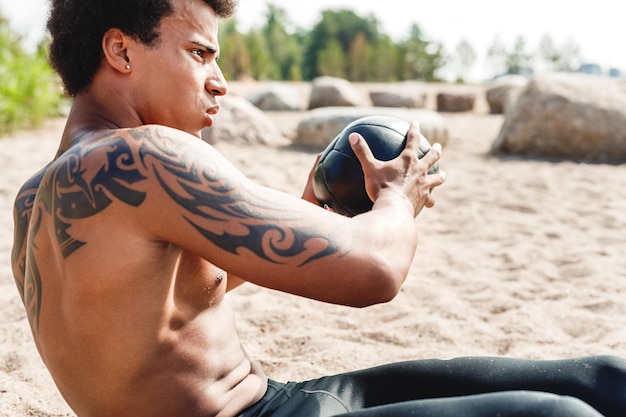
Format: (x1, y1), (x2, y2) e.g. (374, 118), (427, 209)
(131, 125), (413, 307)
(134, 126), (356, 291)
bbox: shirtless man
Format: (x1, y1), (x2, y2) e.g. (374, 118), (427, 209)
(11, 1), (626, 416)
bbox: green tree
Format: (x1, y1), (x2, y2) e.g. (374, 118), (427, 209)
(537, 33), (559, 72)
(505, 36), (533, 75)
(0, 15), (65, 135)
(556, 37), (581, 71)
(486, 35), (534, 77)
(218, 19), (253, 80)
(453, 38), (477, 83)
(398, 24), (445, 81)
(369, 35), (399, 82)
(537, 34), (580, 72)
(262, 4), (303, 80)
(303, 8), (379, 80)
(348, 32), (371, 81)
(486, 35), (507, 76)
(316, 38), (346, 78)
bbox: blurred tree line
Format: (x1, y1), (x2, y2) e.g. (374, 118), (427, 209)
(219, 4), (582, 83)
(1, 3), (583, 134)
(219, 6), (446, 82)
(0, 15), (65, 135)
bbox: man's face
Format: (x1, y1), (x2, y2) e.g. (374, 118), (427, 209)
(129, 0), (228, 136)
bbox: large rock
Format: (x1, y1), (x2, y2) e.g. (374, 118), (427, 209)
(369, 82), (427, 108)
(492, 72), (626, 163)
(436, 92), (475, 112)
(294, 107), (449, 148)
(247, 83), (304, 111)
(486, 75), (528, 114)
(308, 76), (369, 109)
(202, 95), (283, 145)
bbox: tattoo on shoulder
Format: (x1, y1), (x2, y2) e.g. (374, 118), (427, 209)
(20, 127), (346, 329)
(37, 133), (147, 258)
(16, 135), (149, 331)
(38, 128), (344, 267)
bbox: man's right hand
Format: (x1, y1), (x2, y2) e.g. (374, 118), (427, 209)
(349, 121), (446, 216)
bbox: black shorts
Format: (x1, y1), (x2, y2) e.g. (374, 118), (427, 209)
(237, 379), (352, 417)
(237, 356), (625, 417)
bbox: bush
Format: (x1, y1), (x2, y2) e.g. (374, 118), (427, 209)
(0, 16), (66, 136)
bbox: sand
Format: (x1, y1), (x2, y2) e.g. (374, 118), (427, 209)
(1, 82), (625, 416)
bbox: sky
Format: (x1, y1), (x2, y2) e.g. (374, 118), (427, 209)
(1, 0), (624, 81)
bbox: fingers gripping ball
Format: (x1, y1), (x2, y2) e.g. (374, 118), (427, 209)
(312, 116), (439, 217)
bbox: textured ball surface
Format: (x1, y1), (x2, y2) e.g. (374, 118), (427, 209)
(312, 115), (438, 217)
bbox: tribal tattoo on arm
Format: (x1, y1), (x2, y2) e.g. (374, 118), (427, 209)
(135, 128), (344, 266)
(19, 127), (348, 332)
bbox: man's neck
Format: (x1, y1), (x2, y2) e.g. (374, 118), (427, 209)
(60, 87), (141, 151)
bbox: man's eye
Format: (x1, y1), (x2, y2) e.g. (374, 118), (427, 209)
(192, 49), (205, 58)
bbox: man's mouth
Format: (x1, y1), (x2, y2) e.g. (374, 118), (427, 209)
(204, 106), (219, 126)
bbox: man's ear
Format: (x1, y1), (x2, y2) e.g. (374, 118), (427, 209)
(102, 28), (132, 73)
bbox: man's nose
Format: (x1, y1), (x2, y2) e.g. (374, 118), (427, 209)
(206, 65), (228, 97)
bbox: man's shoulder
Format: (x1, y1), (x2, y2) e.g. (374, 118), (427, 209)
(53, 125), (203, 169)
(86, 125), (210, 160)
(81, 125), (180, 149)
(111, 124), (197, 143)
(15, 165), (49, 208)
(48, 125), (217, 203)
(15, 125), (206, 202)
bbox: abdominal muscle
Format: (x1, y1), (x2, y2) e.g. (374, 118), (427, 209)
(131, 310), (269, 417)
(123, 306), (269, 417)
(39, 292), (268, 417)
(30, 244), (268, 417)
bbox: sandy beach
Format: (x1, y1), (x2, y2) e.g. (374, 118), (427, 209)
(1, 82), (625, 416)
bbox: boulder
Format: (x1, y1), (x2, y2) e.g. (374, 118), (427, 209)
(308, 76), (369, 109)
(247, 83), (304, 111)
(202, 95), (283, 145)
(369, 83), (427, 108)
(436, 92), (475, 112)
(294, 107), (449, 148)
(486, 75), (528, 114)
(492, 72), (626, 163)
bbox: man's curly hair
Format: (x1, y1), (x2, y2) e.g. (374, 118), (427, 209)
(47, 0), (237, 96)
